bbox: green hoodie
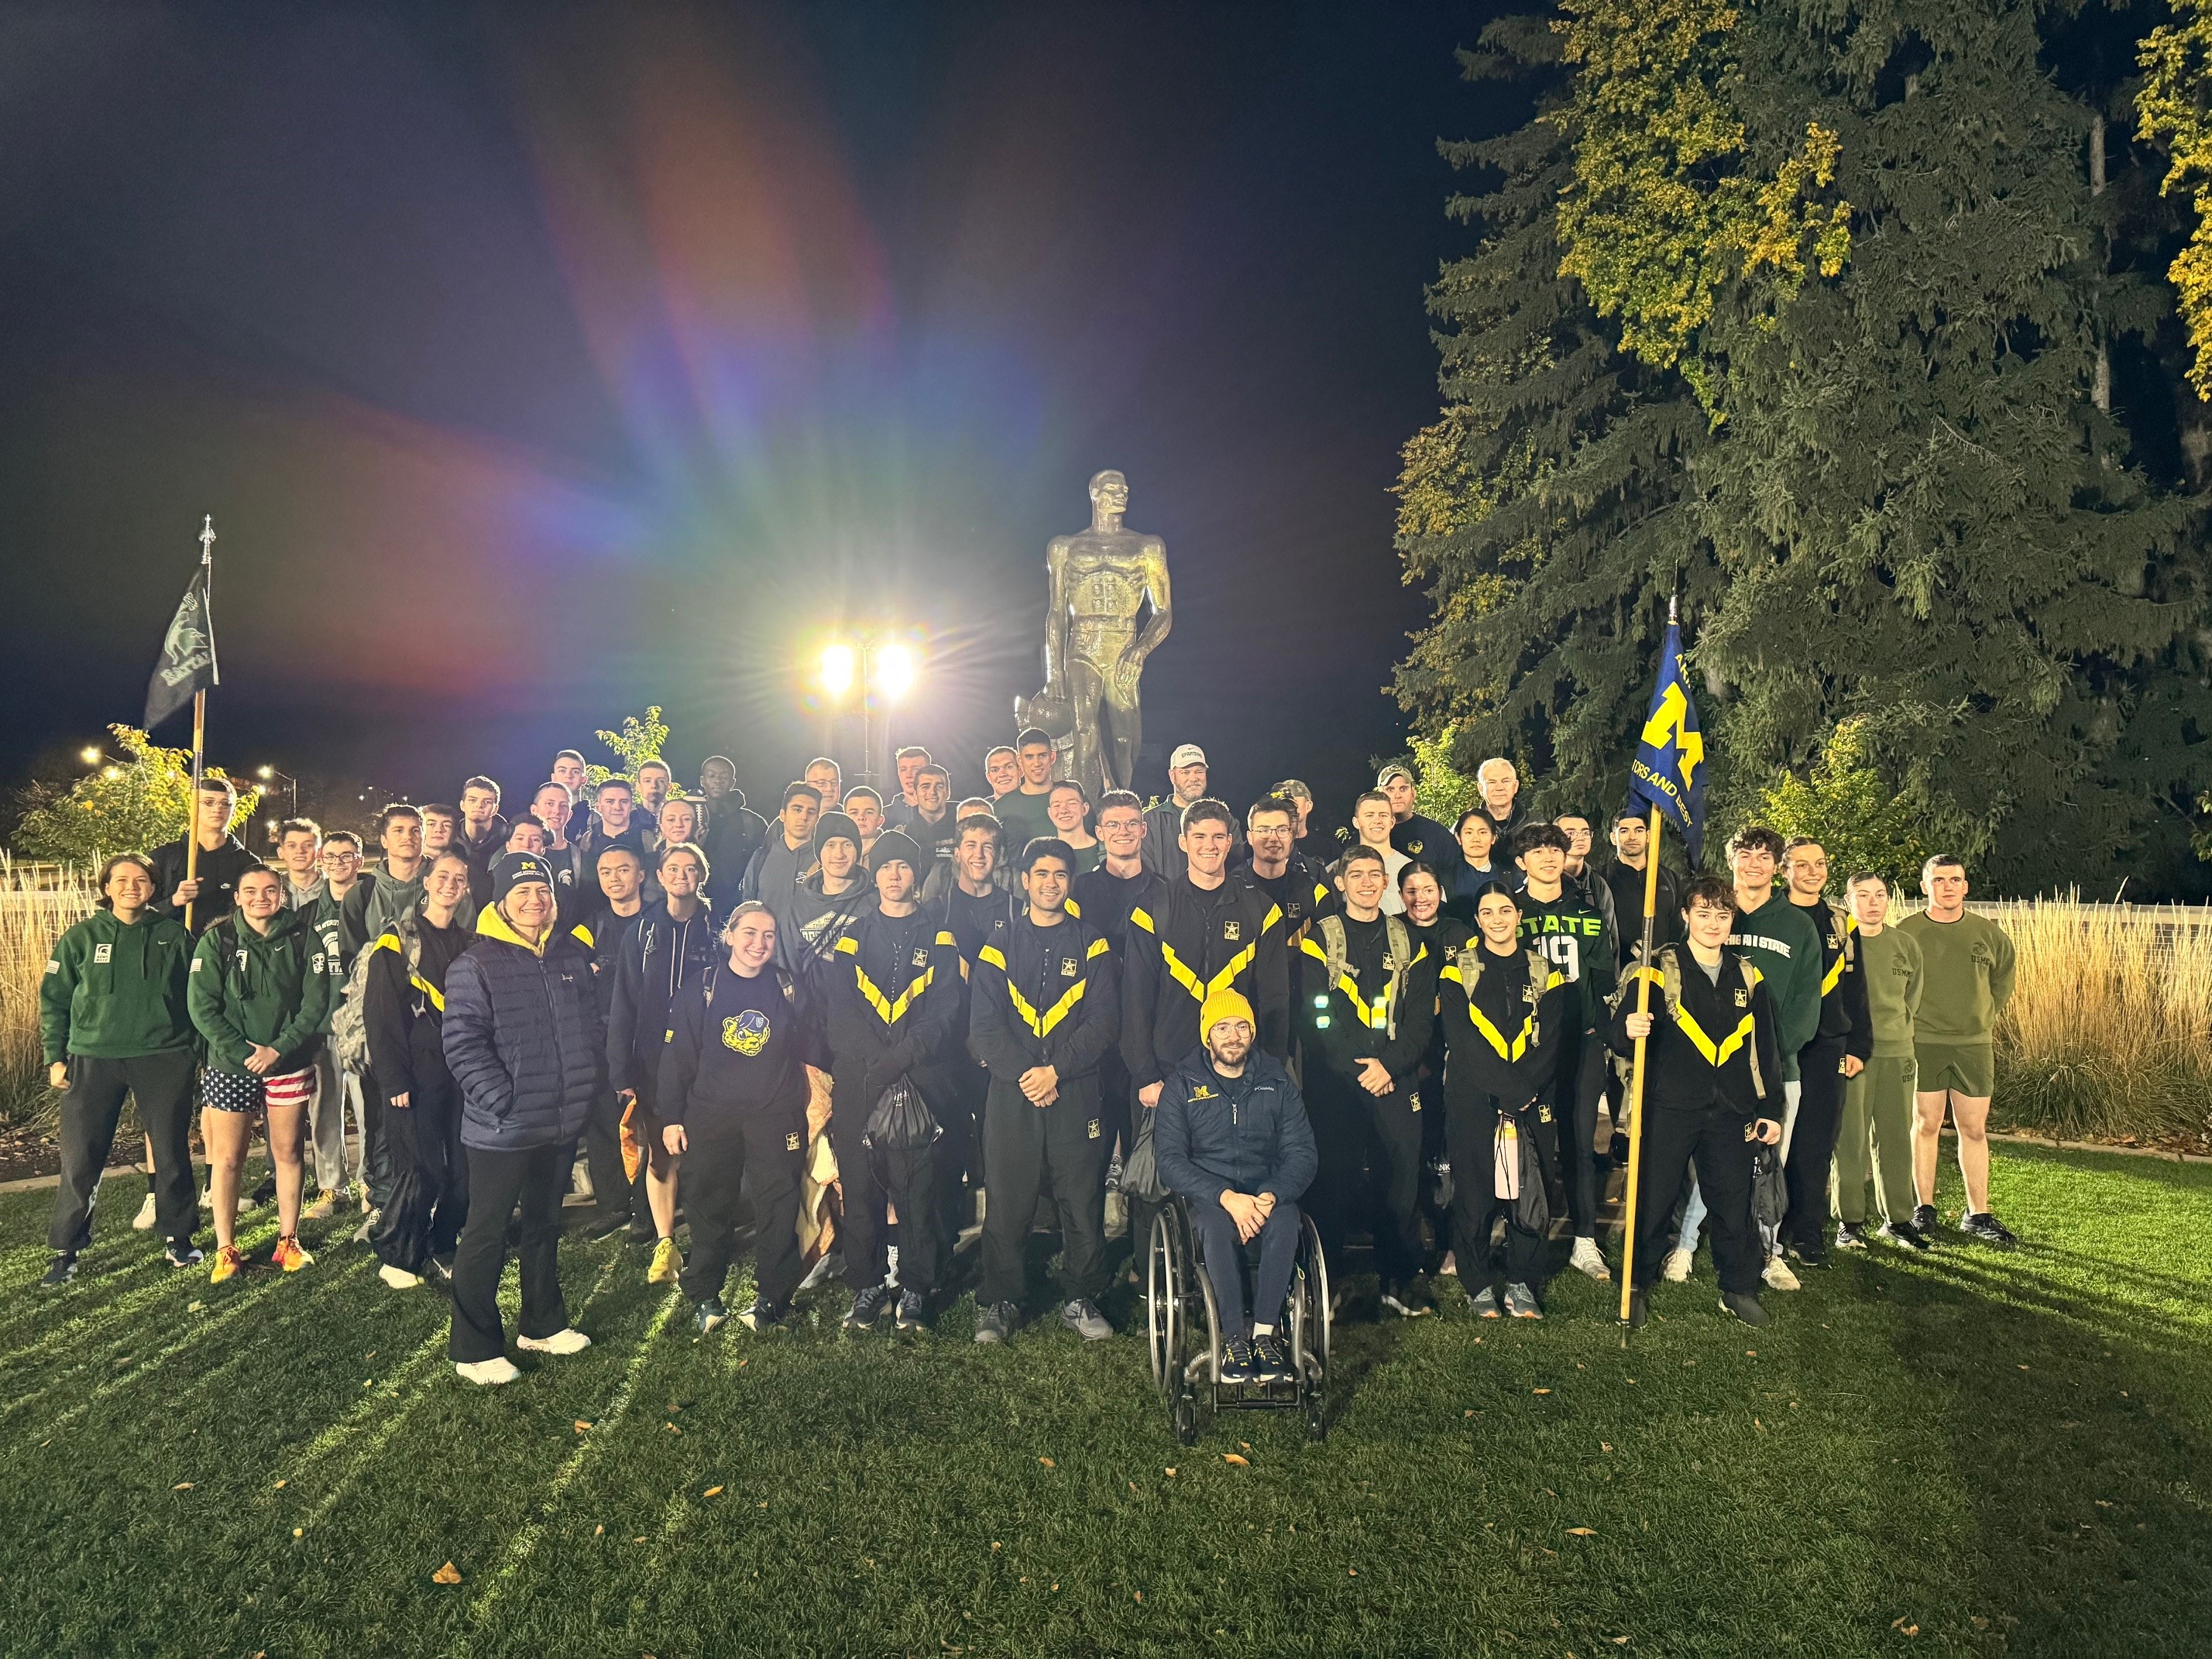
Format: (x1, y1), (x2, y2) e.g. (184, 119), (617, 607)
(188, 908), (338, 1073)
(40, 908), (196, 1063)
(1725, 889), (1824, 1083)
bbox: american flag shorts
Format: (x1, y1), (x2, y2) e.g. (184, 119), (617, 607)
(200, 1066), (316, 1115)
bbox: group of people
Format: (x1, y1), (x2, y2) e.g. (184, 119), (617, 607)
(37, 732), (2018, 1385)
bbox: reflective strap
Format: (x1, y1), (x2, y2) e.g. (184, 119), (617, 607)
(1821, 946), (1847, 997)
(409, 972), (445, 1013)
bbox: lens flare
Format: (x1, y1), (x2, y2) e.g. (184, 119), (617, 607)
(819, 643), (856, 697)
(875, 643), (915, 702)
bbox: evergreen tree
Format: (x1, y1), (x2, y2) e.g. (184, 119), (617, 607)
(1393, 16), (1718, 819)
(1695, 1), (2210, 890)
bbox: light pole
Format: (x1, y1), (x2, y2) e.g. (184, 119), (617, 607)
(818, 637), (919, 792)
(257, 765), (299, 821)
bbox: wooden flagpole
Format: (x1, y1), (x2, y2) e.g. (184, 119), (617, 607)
(182, 516), (214, 932)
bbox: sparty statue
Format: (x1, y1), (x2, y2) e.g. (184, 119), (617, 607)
(1016, 469), (1173, 796)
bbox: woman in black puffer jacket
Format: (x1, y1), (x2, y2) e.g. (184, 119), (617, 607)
(440, 853), (607, 1385)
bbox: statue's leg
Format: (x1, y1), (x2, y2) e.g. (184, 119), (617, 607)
(1068, 659), (1107, 799)
(1104, 682), (1141, 795)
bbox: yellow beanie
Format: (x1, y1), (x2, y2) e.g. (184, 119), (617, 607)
(1199, 986), (1257, 1042)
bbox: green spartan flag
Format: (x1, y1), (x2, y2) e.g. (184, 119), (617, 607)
(144, 552), (218, 733)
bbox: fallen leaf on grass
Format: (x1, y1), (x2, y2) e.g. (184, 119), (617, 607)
(188, 1301), (204, 1311)
(1465, 1410), (1475, 1418)
(431, 1562), (462, 1585)
(1134, 1592), (1143, 1602)
(574, 1420), (593, 1433)
(1128, 1481), (1138, 1493)
(1891, 1616), (1918, 1635)
(1165, 1468), (1177, 1477)
(1613, 1639), (1630, 1647)
(173, 1482), (193, 1491)
(1223, 1454), (1249, 1467)
(703, 1486), (723, 1498)
(292, 1528), (304, 1538)
(1240, 1442), (1251, 1451)
(1744, 1350), (1756, 1357)
(594, 1525), (604, 1537)
(1566, 1527), (1596, 1537)
(1038, 1457), (1055, 1468)
(666, 1423), (682, 1435)
(1600, 1443), (1613, 1453)
(634, 1536), (647, 1544)
(1533, 1389), (1551, 1396)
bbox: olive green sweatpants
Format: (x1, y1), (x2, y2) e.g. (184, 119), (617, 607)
(1832, 1056), (1917, 1226)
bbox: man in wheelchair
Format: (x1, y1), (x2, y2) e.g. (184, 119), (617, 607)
(1152, 988), (1317, 1385)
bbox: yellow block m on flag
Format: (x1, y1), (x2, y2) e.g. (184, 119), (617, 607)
(1627, 615), (1708, 861)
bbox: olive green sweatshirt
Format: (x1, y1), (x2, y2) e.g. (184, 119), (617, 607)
(1853, 926), (1924, 1059)
(187, 908), (338, 1073)
(1725, 890), (1824, 1082)
(40, 908), (196, 1063)
(1896, 909), (2015, 1045)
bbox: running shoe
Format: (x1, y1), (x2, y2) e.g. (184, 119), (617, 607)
(304, 1187), (341, 1221)
(455, 1357), (520, 1386)
(1911, 1202), (1940, 1236)
(1719, 1291), (1771, 1327)
(378, 1262), (421, 1290)
(271, 1235), (313, 1273)
(894, 1289), (927, 1332)
(1876, 1219), (1931, 1252)
(737, 1298), (786, 1334)
(1784, 1239), (1831, 1269)
(974, 1300), (1018, 1345)
(165, 1241), (204, 1269)
(41, 1253), (76, 1288)
(209, 1244), (248, 1284)
(1467, 1284), (1499, 1318)
(1251, 1332), (1290, 1382)
(1835, 1221), (1870, 1252)
(647, 1237), (683, 1285)
(843, 1283), (891, 1331)
(132, 1193), (157, 1231)
(1661, 1246), (1695, 1283)
(1503, 1282), (1543, 1320)
(1059, 1298), (1111, 1340)
(1568, 1237), (1611, 1281)
(1218, 1336), (1255, 1384)
(693, 1298), (728, 1336)
(1960, 1211), (2019, 1249)
(1761, 1254), (1801, 1292)
(516, 1328), (591, 1355)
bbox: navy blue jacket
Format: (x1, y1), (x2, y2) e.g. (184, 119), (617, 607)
(441, 904), (606, 1152)
(606, 899), (720, 1098)
(1153, 1046), (1317, 1210)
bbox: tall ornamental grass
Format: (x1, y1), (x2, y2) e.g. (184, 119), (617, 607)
(0, 857), (98, 1124)
(1990, 898), (2212, 1151)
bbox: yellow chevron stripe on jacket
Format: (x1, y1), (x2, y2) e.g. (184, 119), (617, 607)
(833, 932), (939, 1025)
(1130, 905), (1270, 1005)
(1623, 962), (1757, 1066)
(1437, 960), (1563, 1059)
(371, 932), (445, 1012)
(1008, 977), (1088, 1038)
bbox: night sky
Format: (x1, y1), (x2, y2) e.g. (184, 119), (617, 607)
(0, 2), (1513, 829)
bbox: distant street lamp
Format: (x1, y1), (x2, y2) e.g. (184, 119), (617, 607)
(817, 636), (922, 791)
(81, 746), (103, 766)
(257, 764), (299, 820)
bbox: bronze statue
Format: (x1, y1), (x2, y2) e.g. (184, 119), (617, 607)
(1017, 470), (1172, 796)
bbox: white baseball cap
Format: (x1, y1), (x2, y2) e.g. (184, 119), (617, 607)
(1169, 744), (1207, 769)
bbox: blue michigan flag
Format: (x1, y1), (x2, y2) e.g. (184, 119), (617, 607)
(1627, 617), (1707, 861)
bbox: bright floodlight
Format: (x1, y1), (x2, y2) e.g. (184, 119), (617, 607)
(877, 644), (916, 702)
(81, 747), (101, 764)
(258, 765), (274, 781)
(820, 643), (857, 697)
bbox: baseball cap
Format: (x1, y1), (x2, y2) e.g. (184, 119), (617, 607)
(1169, 744), (1207, 769)
(1377, 762), (1415, 787)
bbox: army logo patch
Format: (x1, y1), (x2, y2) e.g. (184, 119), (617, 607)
(1734, 989), (1750, 1008)
(785, 1132), (803, 1152)
(1223, 920), (1241, 942)
(1407, 840), (1424, 855)
(1061, 957), (1080, 978)
(1087, 1118), (1101, 1139)
(721, 1009), (771, 1056)
(1538, 1104), (1554, 1125)
(93, 943), (112, 963)
(912, 947), (931, 968)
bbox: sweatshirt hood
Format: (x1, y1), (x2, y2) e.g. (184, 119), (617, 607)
(477, 902), (549, 957)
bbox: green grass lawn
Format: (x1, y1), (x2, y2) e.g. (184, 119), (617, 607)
(2, 1143), (2206, 1658)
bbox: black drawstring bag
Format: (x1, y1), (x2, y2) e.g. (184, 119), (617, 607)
(862, 1076), (941, 1152)
(1119, 1116), (1169, 1203)
(1750, 1141), (1786, 1231)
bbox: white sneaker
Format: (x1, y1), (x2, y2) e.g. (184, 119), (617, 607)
(516, 1328), (592, 1356)
(1763, 1254), (1802, 1292)
(132, 1194), (158, 1231)
(1568, 1236), (1611, 1281)
(455, 1357), (521, 1386)
(378, 1262), (422, 1290)
(1661, 1246), (1694, 1283)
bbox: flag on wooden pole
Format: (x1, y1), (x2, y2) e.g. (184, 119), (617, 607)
(144, 521), (219, 733)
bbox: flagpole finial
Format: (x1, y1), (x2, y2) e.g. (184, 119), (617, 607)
(1668, 591), (1678, 623)
(199, 515), (215, 565)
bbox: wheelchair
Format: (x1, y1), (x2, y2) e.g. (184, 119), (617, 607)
(1144, 1194), (1330, 1444)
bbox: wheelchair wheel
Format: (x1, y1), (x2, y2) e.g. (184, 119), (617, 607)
(1145, 1210), (1181, 1400)
(1300, 1211), (1331, 1376)
(1194, 1252), (1224, 1389)
(1173, 1393), (1199, 1447)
